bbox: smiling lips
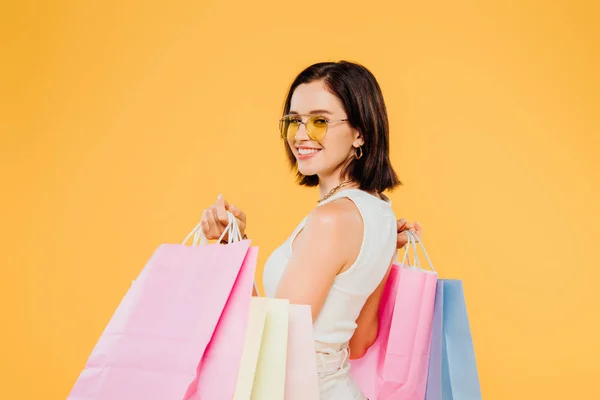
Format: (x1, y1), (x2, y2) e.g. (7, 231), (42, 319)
(297, 147), (322, 160)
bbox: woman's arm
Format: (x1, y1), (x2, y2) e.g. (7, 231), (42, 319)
(348, 263), (392, 358)
(274, 199), (363, 321)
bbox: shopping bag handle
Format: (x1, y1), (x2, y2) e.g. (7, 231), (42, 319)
(399, 231), (436, 273)
(182, 211), (243, 246)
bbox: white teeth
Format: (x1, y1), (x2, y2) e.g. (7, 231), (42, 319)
(298, 148), (321, 155)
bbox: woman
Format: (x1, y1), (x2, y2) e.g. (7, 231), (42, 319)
(201, 61), (422, 399)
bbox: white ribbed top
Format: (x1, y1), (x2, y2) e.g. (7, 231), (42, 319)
(262, 189), (397, 347)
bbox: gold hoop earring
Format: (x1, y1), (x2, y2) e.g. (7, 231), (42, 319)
(355, 145), (363, 159)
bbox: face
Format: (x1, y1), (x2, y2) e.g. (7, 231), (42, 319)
(286, 80), (364, 179)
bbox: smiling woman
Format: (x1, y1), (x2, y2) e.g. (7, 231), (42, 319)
(279, 63), (399, 194)
(200, 61), (421, 400)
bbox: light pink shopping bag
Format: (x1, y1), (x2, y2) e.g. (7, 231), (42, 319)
(350, 264), (400, 398)
(285, 304), (320, 400)
(68, 238), (253, 400)
(185, 246), (259, 400)
(379, 266), (437, 399)
(351, 232), (438, 400)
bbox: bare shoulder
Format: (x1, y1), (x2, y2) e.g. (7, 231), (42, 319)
(298, 198), (363, 269)
(275, 198), (363, 318)
(305, 198), (363, 237)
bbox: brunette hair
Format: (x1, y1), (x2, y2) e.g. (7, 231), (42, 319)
(281, 60), (401, 193)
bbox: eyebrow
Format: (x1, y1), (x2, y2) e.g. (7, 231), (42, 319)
(288, 109), (334, 116)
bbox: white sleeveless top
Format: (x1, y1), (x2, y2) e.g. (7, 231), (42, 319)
(262, 189), (397, 348)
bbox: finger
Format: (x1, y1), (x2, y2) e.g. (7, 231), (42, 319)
(415, 221), (423, 238)
(202, 209), (218, 239)
(210, 205), (226, 231)
(205, 207), (220, 239)
(229, 204), (247, 224)
(396, 231), (409, 249)
(200, 210), (210, 236)
(396, 218), (407, 232)
(215, 194), (229, 225)
(228, 204), (241, 217)
(229, 205), (246, 234)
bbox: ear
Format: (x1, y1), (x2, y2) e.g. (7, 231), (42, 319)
(352, 129), (364, 147)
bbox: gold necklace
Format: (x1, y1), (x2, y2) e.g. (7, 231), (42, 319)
(317, 180), (354, 203)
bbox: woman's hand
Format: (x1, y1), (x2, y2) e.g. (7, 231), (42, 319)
(200, 194), (247, 241)
(396, 218), (422, 249)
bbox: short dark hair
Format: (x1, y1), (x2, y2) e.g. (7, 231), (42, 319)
(281, 60), (401, 193)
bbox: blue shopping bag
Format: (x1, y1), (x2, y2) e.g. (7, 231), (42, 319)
(425, 280), (482, 400)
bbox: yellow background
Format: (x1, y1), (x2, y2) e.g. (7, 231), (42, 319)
(1, 1), (599, 398)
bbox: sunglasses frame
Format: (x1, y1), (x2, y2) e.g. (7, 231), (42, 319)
(278, 114), (349, 141)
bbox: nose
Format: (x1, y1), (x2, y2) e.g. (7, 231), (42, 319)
(293, 122), (310, 141)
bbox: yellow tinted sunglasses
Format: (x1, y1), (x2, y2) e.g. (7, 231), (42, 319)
(278, 114), (349, 141)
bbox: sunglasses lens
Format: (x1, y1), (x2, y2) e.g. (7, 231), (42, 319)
(280, 116), (328, 141)
(306, 116), (328, 141)
(280, 116), (299, 140)
(279, 118), (287, 138)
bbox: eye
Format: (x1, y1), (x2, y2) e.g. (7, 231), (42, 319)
(313, 117), (328, 127)
(288, 116), (302, 124)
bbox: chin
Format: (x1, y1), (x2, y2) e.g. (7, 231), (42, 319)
(298, 156), (343, 177)
(298, 163), (335, 180)
(297, 164), (319, 176)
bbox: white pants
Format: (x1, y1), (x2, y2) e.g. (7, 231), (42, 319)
(315, 344), (367, 400)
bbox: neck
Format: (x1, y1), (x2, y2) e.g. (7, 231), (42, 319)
(318, 175), (356, 199)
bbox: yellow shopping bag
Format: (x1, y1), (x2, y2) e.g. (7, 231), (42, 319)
(234, 297), (290, 400)
(234, 298), (320, 400)
(233, 297), (269, 400)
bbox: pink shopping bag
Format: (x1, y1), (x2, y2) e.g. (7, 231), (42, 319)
(350, 264), (400, 398)
(285, 304), (320, 400)
(351, 232), (438, 400)
(186, 246), (259, 400)
(69, 216), (254, 400)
